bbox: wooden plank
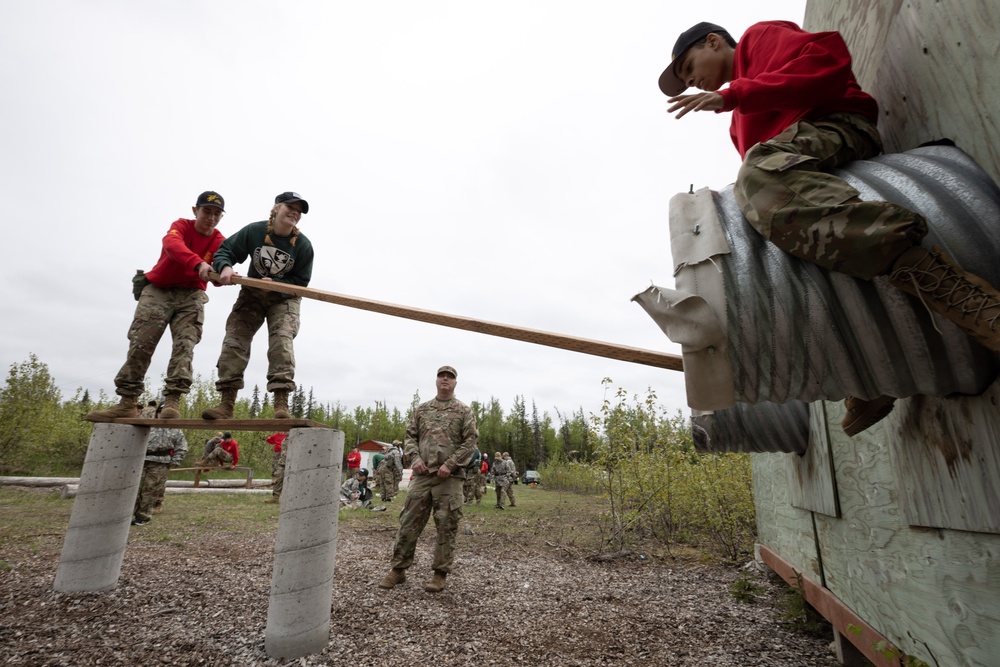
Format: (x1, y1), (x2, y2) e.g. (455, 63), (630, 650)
(217, 274), (684, 372)
(759, 545), (903, 667)
(886, 385), (1000, 534)
(84, 417), (329, 430)
(787, 402), (840, 518)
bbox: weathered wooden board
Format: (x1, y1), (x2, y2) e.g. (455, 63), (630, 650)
(886, 384), (1000, 534)
(752, 453), (821, 579)
(815, 399), (1000, 667)
(787, 402), (840, 518)
(85, 417), (329, 431)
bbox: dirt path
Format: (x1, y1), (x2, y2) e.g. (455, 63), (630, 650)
(0, 488), (839, 666)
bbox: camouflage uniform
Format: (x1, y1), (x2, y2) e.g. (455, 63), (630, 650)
(117, 285), (209, 397)
(375, 454), (396, 501)
(210, 220), (314, 393)
(494, 457), (516, 508)
(272, 447), (286, 498)
(388, 445), (404, 488)
(733, 113), (926, 280)
(389, 397), (478, 574)
(462, 448), (482, 504)
(340, 475), (372, 509)
(133, 427), (188, 523)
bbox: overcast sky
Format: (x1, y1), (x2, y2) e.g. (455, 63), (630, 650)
(1, 1), (805, 423)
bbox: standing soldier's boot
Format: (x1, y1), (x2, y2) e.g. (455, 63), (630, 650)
(86, 395), (140, 421)
(379, 567), (407, 590)
(202, 389), (238, 420)
(888, 245), (1000, 352)
(159, 393), (182, 419)
(273, 389), (291, 419)
(424, 571), (447, 593)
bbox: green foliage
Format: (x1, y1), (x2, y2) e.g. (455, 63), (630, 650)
(729, 572), (764, 603)
(775, 572), (829, 638)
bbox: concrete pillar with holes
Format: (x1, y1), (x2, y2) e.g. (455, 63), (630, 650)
(54, 423), (148, 592)
(265, 427), (343, 660)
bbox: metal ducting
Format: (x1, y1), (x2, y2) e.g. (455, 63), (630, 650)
(635, 146), (1000, 453)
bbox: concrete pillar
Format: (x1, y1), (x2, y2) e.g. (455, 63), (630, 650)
(54, 423), (148, 593)
(265, 427), (343, 660)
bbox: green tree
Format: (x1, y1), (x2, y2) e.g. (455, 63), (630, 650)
(0, 355), (63, 474)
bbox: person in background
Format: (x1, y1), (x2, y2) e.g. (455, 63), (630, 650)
(87, 191), (226, 421)
(462, 444), (482, 505)
(346, 445), (362, 481)
(202, 192), (314, 421)
(265, 431), (287, 504)
(379, 365), (477, 594)
(203, 431), (224, 459)
(196, 431), (239, 469)
(340, 468), (373, 509)
(131, 405), (188, 526)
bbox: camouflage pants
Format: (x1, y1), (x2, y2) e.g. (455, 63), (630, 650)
(134, 461), (170, 522)
(272, 449), (285, 497)
(204, 446), (233, 466)
(463, 474), (482, 503)
(390, 475), (463, 573)
(495, 480), (515, 507)
(215, 287), (301, 392)
(734, 113), (927, 280)
(376, 462), (396, 500)
(115, 285), (208, 397)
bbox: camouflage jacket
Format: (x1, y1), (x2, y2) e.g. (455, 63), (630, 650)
(404, 397), (478, 477)
(385, 446), (403, 472)
(145, 428), (188, 467)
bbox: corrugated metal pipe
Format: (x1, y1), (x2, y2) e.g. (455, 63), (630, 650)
(634, 146), (1000, 453)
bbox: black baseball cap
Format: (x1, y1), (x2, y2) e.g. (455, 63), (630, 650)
(196, 191), (225, 211)
(275, 191), (309, 214)
(658, 22), (733, 96)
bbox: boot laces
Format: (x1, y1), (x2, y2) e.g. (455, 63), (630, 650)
(891, 250), (1000, 331)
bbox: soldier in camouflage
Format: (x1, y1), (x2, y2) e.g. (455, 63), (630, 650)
(87, 191), (227, 422)
(462, 445), (482, 504)
(379, 365), (478, 594)
(374, 443), (396, 502)
(131, 419), (188, 526)
(662, 20), (1000, 436)
(493, 451), (516, 509)
(389, 440), (404, 490)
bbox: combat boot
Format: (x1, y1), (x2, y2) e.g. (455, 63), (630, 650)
(841, 395), (897, 437)
(86, 395), (140, 422)
(202, 389), (237, 420)
(888, 245), (1000, 352)
(424, 571), (447, 593)
(273, 389), (291, 419)
(264, 495), (280, 504)
(379, 567), (407, 590)
(159, 393), (182, 419)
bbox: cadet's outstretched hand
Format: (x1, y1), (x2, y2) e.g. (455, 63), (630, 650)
(667, 92), (724, 119)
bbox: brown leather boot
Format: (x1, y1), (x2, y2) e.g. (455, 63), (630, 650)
(841, 395), (897, 437)
(86, 395), (140, 422)
(273, 389), (291, 419)
(379, 568), (407, 590)
(263, 495), (280, 504)
(159, 393), (182, 419)
(888, 245), (1000, 352)
(424, 571), (447, 593)
(202, 389), (237, 420)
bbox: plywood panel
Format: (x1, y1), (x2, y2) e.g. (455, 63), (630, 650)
(887, 382), (1000, 534)
(804, 0), (904, 91)
(816, 400), (1000, 667)
(787, 401), (840, 517)
(752, 453), (821, 579)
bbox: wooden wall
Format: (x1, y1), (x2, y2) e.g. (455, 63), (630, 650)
(751, 2), (1000, 665)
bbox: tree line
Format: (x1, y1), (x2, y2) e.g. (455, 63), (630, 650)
(0, 354), (594, 476)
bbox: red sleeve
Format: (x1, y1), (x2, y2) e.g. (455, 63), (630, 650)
(720, 23), (856, 114)
(231, 440), (240, 466)
(161, 220), (211, 274)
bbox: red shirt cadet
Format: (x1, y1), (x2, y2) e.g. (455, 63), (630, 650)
(267, 432), (287, 454)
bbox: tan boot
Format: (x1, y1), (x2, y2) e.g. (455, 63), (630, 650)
(86, 395), (140, 422)
(841, 395), (897, 437)
(273, 389), (291, 419)
(159, 393), (182, 419)
(264, 495), (280, 504)
(202, 389), (237, 420)
(379, 567), (407, 590)
(888, 245), (1000, 352)
(424, 570), (447, 593)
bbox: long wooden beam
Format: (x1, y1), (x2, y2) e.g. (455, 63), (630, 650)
(213, 274), (684, 372)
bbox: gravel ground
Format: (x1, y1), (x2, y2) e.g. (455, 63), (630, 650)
(0, 493), (840, 666)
